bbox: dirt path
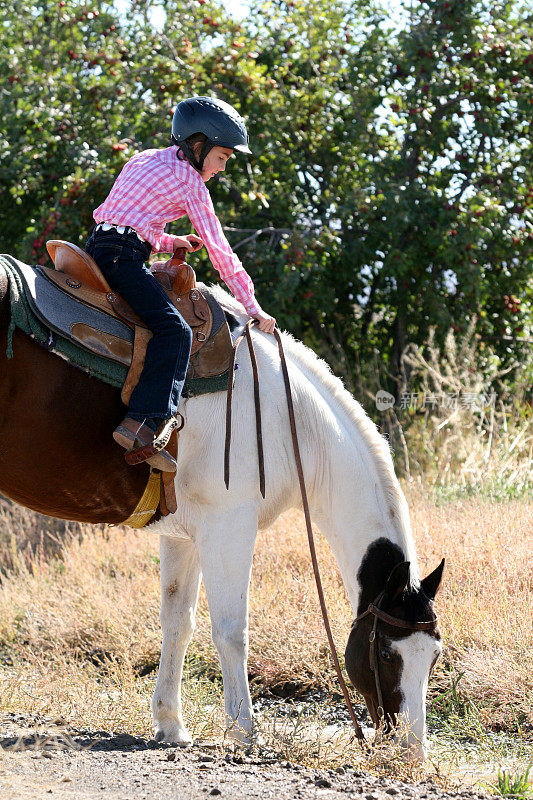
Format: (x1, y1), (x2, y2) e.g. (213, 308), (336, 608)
(0, 714), (496, 800)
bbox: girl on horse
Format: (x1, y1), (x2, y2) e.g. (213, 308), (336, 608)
(85, 96), (275, 473)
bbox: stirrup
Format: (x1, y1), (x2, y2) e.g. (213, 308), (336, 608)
(124, 415), (183, 470)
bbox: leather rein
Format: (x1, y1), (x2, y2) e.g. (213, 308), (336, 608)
(223, 320), (438, 746)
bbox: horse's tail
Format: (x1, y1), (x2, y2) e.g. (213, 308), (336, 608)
(0, 260), (9, 323)
(0, 256), (21, 356)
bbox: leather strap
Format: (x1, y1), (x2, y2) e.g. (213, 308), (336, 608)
(245, 323), (265, 499)
(272, 328), (368, 745)
(367, 605), (437, 630)
(160, 431), (178, 515)
(224, 321), (439, 746)
(224, 319), (265, 499)
(224, 321), (366, 744)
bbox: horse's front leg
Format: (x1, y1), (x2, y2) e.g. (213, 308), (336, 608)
(152, 535), (201, 745)
(195, 504), (258, 745)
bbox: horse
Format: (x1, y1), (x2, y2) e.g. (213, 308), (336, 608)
(0, 263), (444, 761)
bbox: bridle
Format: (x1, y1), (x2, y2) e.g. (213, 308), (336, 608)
(353, 590), (439, 723)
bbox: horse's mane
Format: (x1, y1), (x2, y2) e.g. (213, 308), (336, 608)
(208, 285), (417, 571)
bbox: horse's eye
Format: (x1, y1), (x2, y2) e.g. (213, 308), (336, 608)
(380, 649), (392, 662)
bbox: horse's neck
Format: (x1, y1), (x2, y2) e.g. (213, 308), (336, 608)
(312, 475), (414, 613)
(297, 370), (417, 613)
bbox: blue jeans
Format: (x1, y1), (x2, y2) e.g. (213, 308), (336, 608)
(85, 228), (192, 422)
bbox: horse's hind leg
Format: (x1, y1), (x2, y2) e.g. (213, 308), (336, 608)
(195, 504), (258, 745)
(152, 535), (201, 745)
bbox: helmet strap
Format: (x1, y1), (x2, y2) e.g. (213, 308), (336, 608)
(171, 135), (214, 173)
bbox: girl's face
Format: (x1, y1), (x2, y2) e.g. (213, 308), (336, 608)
(200, 145), (234, 182)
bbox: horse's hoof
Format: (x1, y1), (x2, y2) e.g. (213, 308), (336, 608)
(154, 723), (193, 747)
(225, 724), (253, 747)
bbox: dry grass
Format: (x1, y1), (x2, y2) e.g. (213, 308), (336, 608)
(0, 487), (531, 787)
(409, 482), (533, 731)
(391, 322), (533, 495)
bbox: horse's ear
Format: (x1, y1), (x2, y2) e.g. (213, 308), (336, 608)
(421, 558), (445, 600)
(385, 561), (410, 602)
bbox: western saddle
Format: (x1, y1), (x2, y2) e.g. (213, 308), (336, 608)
(39, 240), (234, 518)
(44, 240), (231, 405)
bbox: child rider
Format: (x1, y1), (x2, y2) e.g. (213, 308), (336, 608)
(85, 96), (276, 473)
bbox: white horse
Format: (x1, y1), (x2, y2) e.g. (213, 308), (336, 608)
(148, 288), (443, 761)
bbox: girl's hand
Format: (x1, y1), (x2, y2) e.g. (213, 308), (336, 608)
(173, 235), (203, 253)
(253, 309), (276, 334)
(185, 233), (203, 252)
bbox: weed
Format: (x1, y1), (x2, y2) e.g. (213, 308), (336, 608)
(486, 762), (533, 798)
(430, 669), (468, 718)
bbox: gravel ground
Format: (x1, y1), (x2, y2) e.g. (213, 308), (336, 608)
(0, 714), (497, 800)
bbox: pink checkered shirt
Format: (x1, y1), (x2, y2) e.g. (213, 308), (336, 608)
(93, 145), (259, 315)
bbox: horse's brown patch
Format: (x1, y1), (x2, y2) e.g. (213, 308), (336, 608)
(0, 310), (151, 523)
(166, 580), (180, 597)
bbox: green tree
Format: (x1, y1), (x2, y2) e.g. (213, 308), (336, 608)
(363, 0), (532, 379)
(233, 0), (532, 386)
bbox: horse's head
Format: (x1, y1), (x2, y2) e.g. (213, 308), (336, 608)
(345, 555), (444, 761)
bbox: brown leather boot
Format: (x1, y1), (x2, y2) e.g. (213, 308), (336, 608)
(113, 416), (177, 472)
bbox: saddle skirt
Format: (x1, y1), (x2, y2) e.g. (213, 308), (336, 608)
(15, 240), (233, 403)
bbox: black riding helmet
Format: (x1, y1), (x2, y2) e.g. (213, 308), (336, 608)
(171, 96), (251, 172)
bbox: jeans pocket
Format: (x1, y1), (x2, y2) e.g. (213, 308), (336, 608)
(90, 243), (124, 279)
(112, 245), (124, 263)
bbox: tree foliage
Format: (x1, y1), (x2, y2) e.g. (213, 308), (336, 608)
(0, 0), (530, 388)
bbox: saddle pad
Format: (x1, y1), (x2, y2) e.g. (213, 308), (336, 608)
(15, 261), (134, 364)
(1, 253), (127, 387)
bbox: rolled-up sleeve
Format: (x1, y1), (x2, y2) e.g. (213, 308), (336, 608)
(158, 232), (179, 254)
(183, 187), (260, 316)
